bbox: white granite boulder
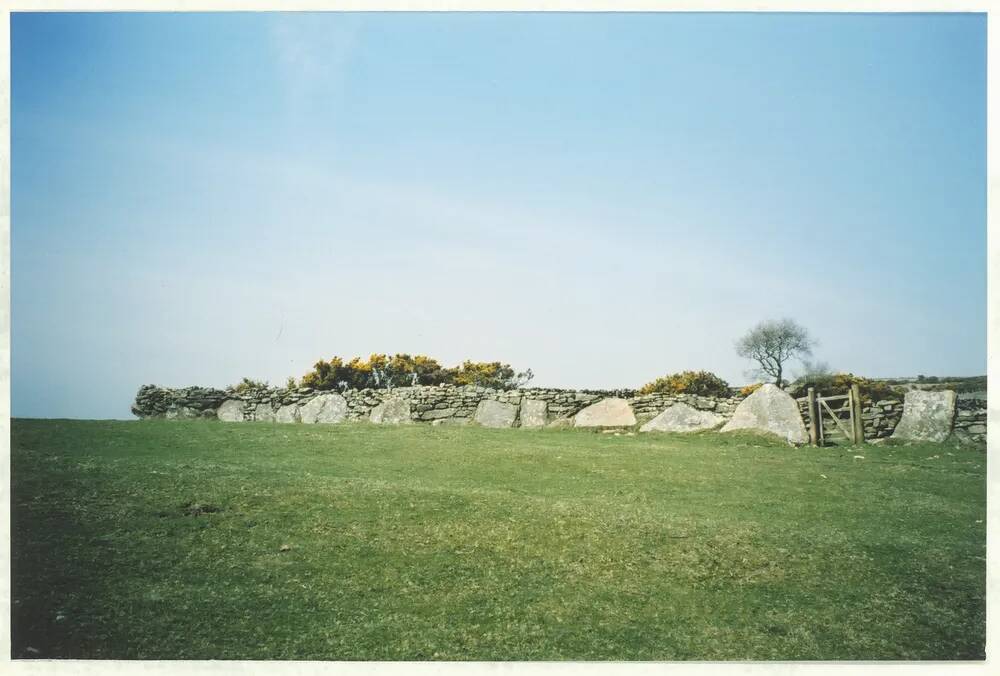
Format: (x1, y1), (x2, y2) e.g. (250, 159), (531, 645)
(275, 403), (300, 423)
(252, 404), (276, 422)
(720, 383), (808, 444)
(640, 402), (724, 433)
(299, 392), (348, 424)
(520, 399), (548, 428)
(474, 399), (518, 428)
(370, 397), (412, 424)
(164, 405), (201, 420)
(574, 398), (637, 427)
(891, 389), (957, 443)
(217, 399), (245, 422)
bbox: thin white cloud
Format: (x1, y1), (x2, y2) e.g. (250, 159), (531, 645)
(268, 13), (362, 118)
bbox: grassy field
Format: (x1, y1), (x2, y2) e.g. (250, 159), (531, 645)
(10, 419), (986, 661)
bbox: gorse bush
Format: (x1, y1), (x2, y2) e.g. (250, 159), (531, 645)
(739, 382), (764, 397)
(638, 371), (730, 397)
(232, 377), (269, 394)
(451, 361), (534, 390)
(298, 354), (533, 391)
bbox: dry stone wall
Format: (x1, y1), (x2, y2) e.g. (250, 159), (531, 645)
(951, 398), (987, 445)
(793, 393), (986, 446)
(132, 383), (745, 428)
(132, 382), (985, 446)
(132, 386), (228, 419)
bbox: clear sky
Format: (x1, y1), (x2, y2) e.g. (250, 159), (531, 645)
(11, 12), (987, 419)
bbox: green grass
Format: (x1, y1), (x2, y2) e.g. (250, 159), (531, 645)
(10, 419), (986, 660)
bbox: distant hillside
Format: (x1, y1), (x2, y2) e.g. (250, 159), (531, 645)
(877, 375), (986, 397)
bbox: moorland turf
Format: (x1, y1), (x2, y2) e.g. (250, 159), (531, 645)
(10, 419), (986, 660)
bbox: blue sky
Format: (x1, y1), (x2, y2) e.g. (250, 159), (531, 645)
(11, 12), (987, 419)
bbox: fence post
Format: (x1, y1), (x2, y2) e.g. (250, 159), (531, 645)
(807, 387), (818, 446)
(850, 383), (865, 445)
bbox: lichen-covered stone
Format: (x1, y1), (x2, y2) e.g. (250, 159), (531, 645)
(520, 399), (548, 428)
(474, 399), (518, 428)
(275, 403), (300, 423)
(299, 392), (348, 424)
(574, 398), (637, 427)
(721, 384), (808, 444)
(891, 390), (957, 443)
(164, 405), (201, 420)
(370, 397), (412, 424)
(217, 399), (245, 422)
(252, 404), (276, 422)
(640, 403), (724, 433)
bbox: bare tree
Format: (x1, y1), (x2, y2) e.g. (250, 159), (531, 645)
(735, 318), (815, 387)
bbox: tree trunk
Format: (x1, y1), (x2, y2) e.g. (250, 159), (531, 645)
(775, 363), (782, 387)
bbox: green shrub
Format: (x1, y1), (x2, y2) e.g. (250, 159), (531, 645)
(638, 371), (730, 397)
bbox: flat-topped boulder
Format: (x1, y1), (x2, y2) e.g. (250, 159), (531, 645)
(474, 399), (518, 428)
(370, 397), (412, 424)
(520, 399), (548, 428)
(720, 383), (808, 444)
(574, 398), (637, 427)
(891, 389), (957, 443)
(299, 392), (348, 424)
(640, 402), (724, 433)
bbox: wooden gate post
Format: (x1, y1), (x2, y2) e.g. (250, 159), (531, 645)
(850, 383), (865, 445)
(807, 387), (818, 446)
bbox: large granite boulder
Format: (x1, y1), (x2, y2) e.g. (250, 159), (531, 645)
(520, 399), (548, 428)
(299, 392), (348, 424)
(217, 399), (245, 422)
(891, 389), (957, 443)
(720, 383), (808, 444)
(474, 399), (518, 428)
(574, 398), (637, 427)
(252, 404), (276, 422)
(164, 405), (202, 420)
(370, 397), (412, 424)
(275, 403), (300, 423)
(640, 402), (724, 433)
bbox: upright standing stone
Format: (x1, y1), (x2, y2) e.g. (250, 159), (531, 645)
(574, 398), (637, 427)
(252, 404), (276, 422)
(299, 392), (349, 424)
(720, 383), (808, 444)
(217, 399), (245, 422)
(520, 399), (548, 428)
(891, 389), (957, 443)
(474, 399), (518, 428)
(370, 397), (412, 424)
(275, 403), (300, 423)
(639, 402), (724, 433)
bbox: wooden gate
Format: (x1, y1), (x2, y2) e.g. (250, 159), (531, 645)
(805, 384), (865, 446)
